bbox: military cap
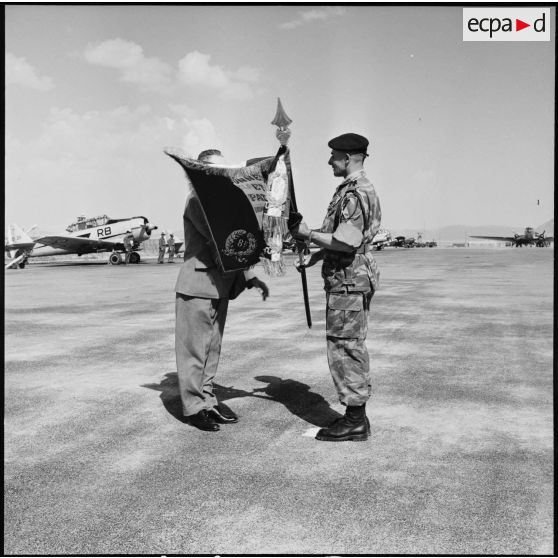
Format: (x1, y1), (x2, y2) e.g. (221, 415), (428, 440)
(328, 133), (369, 154)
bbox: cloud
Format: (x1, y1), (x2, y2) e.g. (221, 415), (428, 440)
(4, 104), (221, 228)
(178, 118), (220, 156)
(6, 104), (220, 183)
(279, 7), (346, 30)
(27, 104), (218, 160)
(167, 104), (197, 119)
(83, 41), (259, 100)
(5, 53), (54, 91)
(177, 51), (260, 100)
(84, 38), (172, 91)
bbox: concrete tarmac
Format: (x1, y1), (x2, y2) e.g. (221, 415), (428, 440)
(4, 248), (553, 555)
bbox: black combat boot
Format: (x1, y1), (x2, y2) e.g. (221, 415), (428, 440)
(316, 404), (368, 442)
(324, 412), (370, 434)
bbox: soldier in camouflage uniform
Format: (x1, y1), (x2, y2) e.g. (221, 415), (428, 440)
(290, 133), (381, 442)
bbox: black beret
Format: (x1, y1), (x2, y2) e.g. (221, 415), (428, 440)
(328, 133), (369, 154)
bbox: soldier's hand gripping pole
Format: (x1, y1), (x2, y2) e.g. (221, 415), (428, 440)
(272, 98), (312, 328)
(297, 237), (312, 329)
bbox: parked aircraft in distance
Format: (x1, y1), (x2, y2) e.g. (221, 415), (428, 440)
(388, 232), (437, 248)
(390, 235), (415, 248)
(372, 229), (391, 250)
(414, 232), (437, 248)
(470, 227), (553, 247)
(5, 215), (158, 269)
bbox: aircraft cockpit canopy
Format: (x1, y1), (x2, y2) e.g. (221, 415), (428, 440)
(66, 215), (110, 233)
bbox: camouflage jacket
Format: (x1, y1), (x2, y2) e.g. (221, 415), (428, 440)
(319, 170), (381, 293)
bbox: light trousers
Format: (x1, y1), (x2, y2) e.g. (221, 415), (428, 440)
(175, 294), (229, 416)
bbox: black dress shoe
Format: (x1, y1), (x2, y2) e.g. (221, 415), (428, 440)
(208, 405), (238, 424)
(188, 410), (220, 431)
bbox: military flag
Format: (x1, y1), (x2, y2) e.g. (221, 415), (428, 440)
(166, 148), (292, 274)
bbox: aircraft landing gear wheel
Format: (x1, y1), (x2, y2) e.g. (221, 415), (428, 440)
(109, 252), (122, 265)
(129, 252), (140, 264)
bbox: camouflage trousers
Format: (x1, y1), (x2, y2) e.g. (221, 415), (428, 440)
(326, 291), (373, 406)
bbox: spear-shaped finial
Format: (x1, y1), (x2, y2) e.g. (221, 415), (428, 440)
(271, 97), (293, 130)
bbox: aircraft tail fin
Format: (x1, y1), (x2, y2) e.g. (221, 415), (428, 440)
(6, 224), (35, 258)
(8, 223), (34, 245)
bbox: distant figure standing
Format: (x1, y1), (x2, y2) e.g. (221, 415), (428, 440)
(158, 232), (167, 264)
(123, 231), (134, 265)
(167, 232), (176, 263)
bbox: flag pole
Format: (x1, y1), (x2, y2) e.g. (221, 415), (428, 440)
(271, 98), (312, 328)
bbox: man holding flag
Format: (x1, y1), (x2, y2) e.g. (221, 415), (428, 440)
(174, 149), (269, 432)
(290, 133), (381, 442)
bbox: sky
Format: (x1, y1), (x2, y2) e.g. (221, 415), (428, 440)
(4, 5), (555, 236)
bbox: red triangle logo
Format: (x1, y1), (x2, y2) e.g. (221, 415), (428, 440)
(516, 19), (530, 31)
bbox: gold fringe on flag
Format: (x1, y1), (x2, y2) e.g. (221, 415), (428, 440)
(261, 151), (291, 276)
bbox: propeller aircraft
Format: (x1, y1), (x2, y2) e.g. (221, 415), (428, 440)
(470, 227), (553, 247)
(5, 214), (158, 269)
(390, 235), (416, 248)
(372, 228), (392, 250)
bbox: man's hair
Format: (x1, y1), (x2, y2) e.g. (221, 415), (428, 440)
(349, 152), (368, 164)
(197, 149), (223, 162)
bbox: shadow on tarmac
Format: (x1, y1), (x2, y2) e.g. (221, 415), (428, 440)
(251, 375), (341, 427)
(142, 373), (341, 427)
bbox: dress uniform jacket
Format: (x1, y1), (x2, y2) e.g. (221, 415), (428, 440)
(175, 189), (246, 299)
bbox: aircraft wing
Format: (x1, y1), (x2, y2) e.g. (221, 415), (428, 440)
(35, 235), (120, 253)
(469, 235), (514, 242)
(5, 241), (35, 252)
